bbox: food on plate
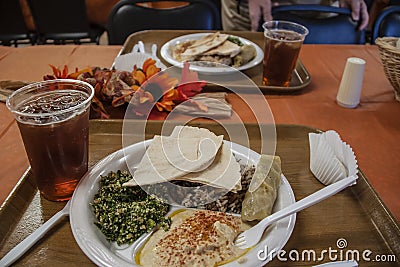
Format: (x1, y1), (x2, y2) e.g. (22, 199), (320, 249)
(138, 209), (250, 266)
(233, 44), (258, 67)
(171, 32), (257, 67)
(241, 155), (282, 221)
(90, 170), (171, 245)
(124, 126), (223, 186)
(90, 165), (254, 246)
(123, 126), (242, 192)
(180, 32), (229, 58)
(90, 126), (282, 257)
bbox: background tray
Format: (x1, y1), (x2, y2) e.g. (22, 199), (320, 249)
(116, 30), (311, 94)
(0, 121), (399, 266)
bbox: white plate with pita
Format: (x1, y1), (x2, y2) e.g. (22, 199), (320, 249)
(69, 139), (296, 267)
(160, 33), (264, 74)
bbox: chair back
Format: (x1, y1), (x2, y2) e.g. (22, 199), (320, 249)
(372, 5), (400, 44)
(26, 0), (104, 44)
(271, 5), (365, 44)
(107, 0), (221, 45)
(0, 0), (35, 46)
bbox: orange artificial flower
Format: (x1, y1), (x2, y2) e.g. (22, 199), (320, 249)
(155, 88), (179, 112)
(44, 64), (94, 80)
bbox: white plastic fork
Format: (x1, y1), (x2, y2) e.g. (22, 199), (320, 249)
(151, 44), (157, 58)
(138, 41), (145, 54)
(0, 200), (71, 267)
(235, 175), (357, 249)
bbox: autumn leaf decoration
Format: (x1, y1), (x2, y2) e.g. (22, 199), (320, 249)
(130, 62), (207, 116)
(44, 61), (206, 118)
(44, 64), (94, 80)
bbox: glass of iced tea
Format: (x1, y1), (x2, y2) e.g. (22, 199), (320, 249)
(262, 21), (308, 87)
(6, 79), (94, 201)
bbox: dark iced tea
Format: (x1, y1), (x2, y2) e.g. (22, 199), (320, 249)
(262, 21), (308, 87)
(9, 83), (93, 201)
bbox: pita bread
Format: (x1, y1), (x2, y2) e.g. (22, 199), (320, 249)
(124, 127), (223, 186)
(185, 32), (220, 49)
(171, 126), (242, 191)
(124, 126), (241, 191)
(180, 141), (242, 191)
(172, 33), (222, 60)
(170, 125), (221, 141)
(203, 40), (241, 57)
(181, 33), (228, 58)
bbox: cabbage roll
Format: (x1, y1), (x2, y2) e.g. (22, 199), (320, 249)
(233, 44), (256, 67)
(241, 155), (281, 221)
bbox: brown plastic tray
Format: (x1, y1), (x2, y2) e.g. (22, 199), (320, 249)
(116, 30), (311, 94)
(0, 121), (399, 266)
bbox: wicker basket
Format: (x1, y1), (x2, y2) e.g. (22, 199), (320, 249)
(375, 37), (400, 102)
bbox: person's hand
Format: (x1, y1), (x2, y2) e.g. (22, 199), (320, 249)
(248, 0), (272, 31)
(339, 0), (369, 30)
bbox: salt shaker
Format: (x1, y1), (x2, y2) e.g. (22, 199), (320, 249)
(336, 57), (366, 108)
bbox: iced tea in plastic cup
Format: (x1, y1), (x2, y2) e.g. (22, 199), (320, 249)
(262, 21), (308, 87)
(6, 79), (94, 201)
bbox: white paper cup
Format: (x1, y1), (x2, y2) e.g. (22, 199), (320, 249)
(336, 57), (366, 108)
(309, 130), (358, 185)
(114, 52), (166, 72)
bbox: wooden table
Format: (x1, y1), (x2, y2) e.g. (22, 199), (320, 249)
(0, 31), (399, 224)
(1, 30), (400, 266)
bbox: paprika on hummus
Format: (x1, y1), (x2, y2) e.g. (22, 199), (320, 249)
(138, 209), (250, 266)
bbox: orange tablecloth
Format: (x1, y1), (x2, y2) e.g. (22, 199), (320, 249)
(0, 44), (399, 222)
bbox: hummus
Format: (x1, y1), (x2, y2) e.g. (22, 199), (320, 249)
(138, 209), (250, 266)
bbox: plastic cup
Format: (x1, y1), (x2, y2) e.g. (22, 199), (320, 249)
(6, 79), (94, 201)
(262, 20), (308, 87)
(336, 57), (366, 108)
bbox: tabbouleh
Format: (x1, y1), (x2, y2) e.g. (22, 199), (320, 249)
(91, 170), (171, 245)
